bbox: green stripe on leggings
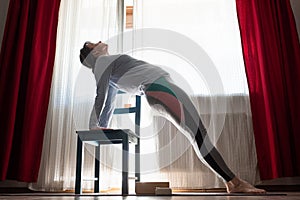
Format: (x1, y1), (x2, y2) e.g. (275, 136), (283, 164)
(146, 77), (177, 98)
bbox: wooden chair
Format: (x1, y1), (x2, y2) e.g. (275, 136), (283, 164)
(75, 95), (141, 195)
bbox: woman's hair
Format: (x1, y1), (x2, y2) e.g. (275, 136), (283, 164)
(79, 42), (96, 68)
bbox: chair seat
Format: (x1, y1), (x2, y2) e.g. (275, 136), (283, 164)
(77, 129), (138, 145)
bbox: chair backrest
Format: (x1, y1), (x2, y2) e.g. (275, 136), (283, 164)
(113, 93), (141, 136)
(113, 93), (141, 181)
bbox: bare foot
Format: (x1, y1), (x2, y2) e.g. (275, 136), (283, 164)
(226, 177), (266, 193)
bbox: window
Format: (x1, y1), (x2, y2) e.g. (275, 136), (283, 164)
(128, 0), (249, 95)
(126, 6), (133, 29)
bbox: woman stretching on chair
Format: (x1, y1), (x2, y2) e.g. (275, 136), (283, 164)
(79, 41), (266, 194)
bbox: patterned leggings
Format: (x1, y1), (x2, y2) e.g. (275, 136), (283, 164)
(144, 77), (235, 182)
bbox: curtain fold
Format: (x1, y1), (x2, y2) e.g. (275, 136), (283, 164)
(29, 0), (121, 191)
(236, 0), (300, 180)
(132, 0), (261, 188)
(0, 0), (61, 182)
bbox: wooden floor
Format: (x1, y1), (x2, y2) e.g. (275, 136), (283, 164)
(1, 192), (300, 200)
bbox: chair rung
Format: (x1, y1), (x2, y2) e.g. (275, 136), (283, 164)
(84, 177), (137, 181)
(83, 177), (98, 181)
(114, 107), (136, 114)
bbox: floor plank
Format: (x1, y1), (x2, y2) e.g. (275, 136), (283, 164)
(0, 192), (299, 200)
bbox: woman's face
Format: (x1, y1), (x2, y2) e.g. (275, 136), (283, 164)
(85, 41), (108, 57)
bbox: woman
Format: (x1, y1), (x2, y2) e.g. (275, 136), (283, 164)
(79, 41), (266, 193)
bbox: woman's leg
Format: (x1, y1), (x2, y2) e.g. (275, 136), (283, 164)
(145, 77), (235, 181)
(144, 77), (265, 193)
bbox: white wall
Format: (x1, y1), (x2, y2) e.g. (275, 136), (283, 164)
(0, 0), (9, 51)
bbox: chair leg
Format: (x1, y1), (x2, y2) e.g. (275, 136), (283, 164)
(135, 138), (140, 182)
(75, 136), (83, 194)
(94, 145), (100, 193)
(122, 136), (129, 195)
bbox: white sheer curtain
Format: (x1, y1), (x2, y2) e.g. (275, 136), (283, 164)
(30, 0), (261, 192)
(131, 0), (261, 189)
(29, 0), (122, 192)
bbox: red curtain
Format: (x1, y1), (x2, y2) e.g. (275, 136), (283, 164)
(0, 0), (60, 182)
(236, 0), (300, 180)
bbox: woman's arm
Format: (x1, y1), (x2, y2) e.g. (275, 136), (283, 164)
(98, 82), (118, 127)
(89, 67), (112, 129)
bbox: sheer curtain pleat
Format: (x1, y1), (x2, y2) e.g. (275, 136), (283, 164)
(155, 96), (260, 188)
(132, 0), (261, 188)
(30, 0), (120, 191)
